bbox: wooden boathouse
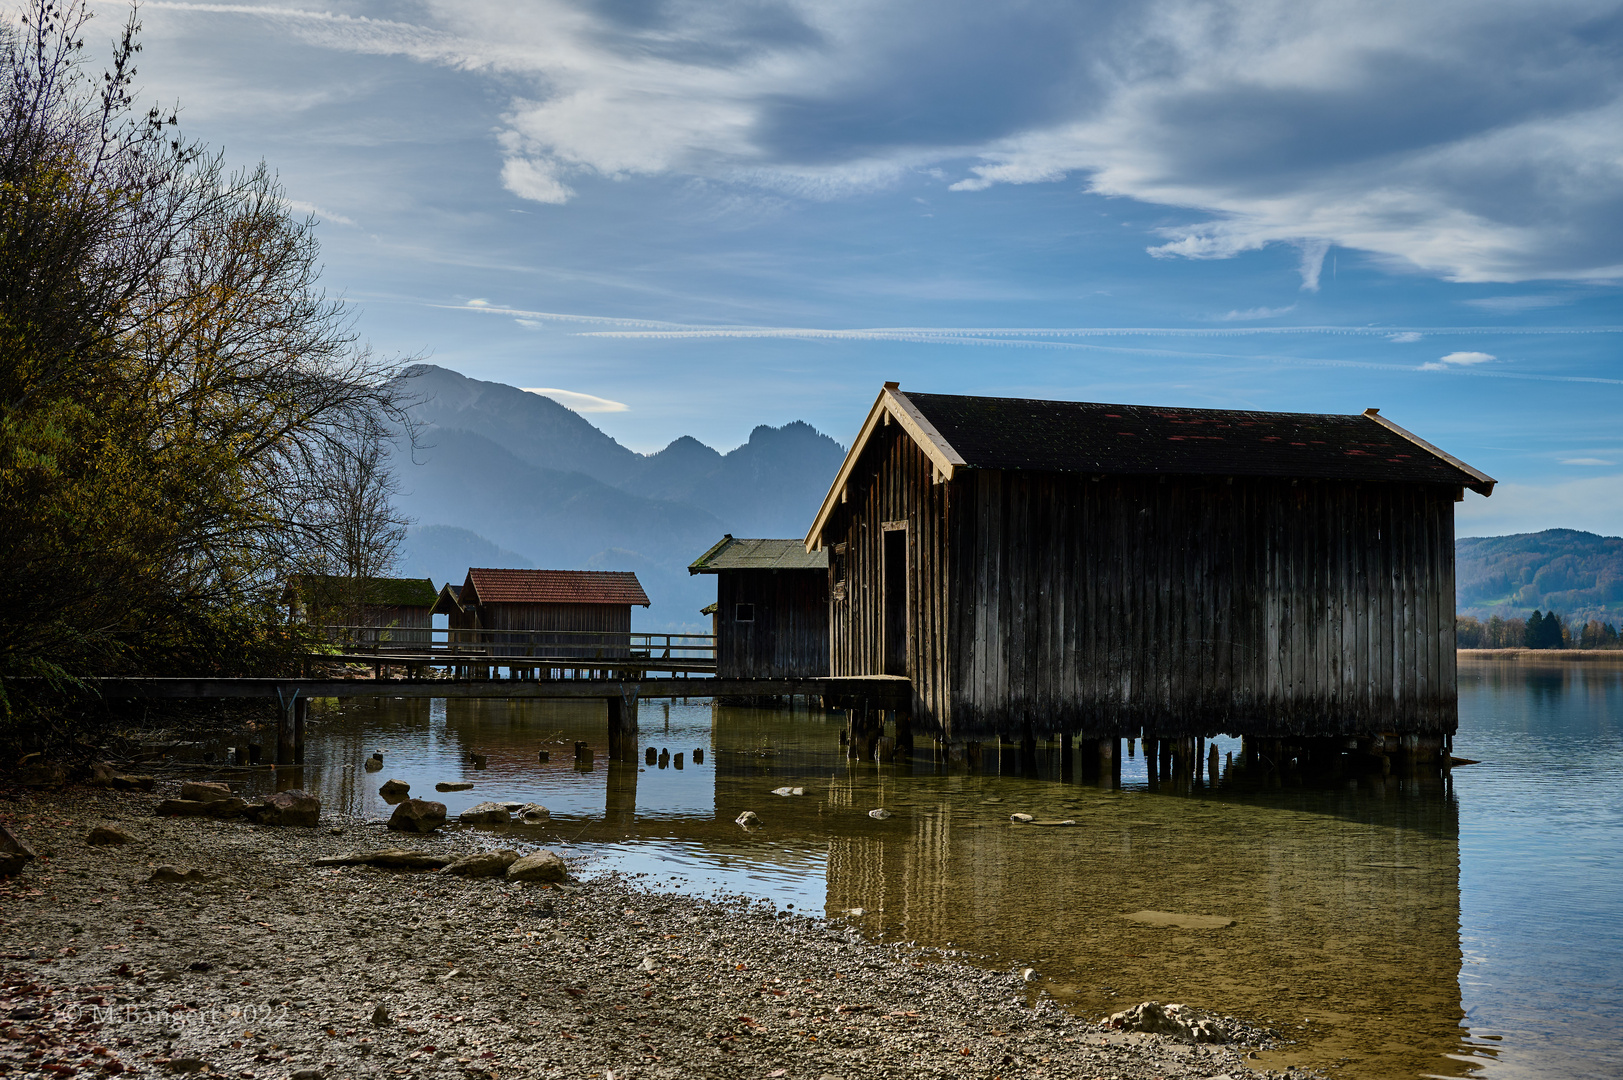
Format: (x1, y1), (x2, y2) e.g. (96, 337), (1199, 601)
(430, 568), (650, 659)
(689, 535), (829, 678)
(282, 574), (437, 646)
(805, 384), (1496, 753)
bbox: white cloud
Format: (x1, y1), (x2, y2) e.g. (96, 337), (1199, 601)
(1218, 305), (1296, 321)
(1561, 457), (1614, 466)
(522, 387), (629, 413)
(282, 198), (355, 226)
(1387, 331), (1423, 343)
(147, 0), (1623, 283)
(1419, 350), (1496, 371)
(1463, 294), (1575, 313)
(500, 157), (574, 205)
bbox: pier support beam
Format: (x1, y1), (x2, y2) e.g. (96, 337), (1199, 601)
(608, 685), (640, 762)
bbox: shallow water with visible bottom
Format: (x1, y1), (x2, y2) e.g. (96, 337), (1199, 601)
(219, 657), (1623, 1079)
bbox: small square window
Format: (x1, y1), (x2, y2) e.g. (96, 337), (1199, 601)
(735, 603), (755, 623)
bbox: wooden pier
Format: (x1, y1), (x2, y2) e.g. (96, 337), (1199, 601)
(96, 674), (912, 768)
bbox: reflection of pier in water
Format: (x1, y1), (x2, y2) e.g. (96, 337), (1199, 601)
(287, 695), (1470, 1079)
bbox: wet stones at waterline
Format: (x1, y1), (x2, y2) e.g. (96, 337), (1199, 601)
(1105, 1001), (1230, 1045)
(387, 798), (447, 833)
(506, 850), (568, 883)
(443, 849), (520, 878)
(516, 803), (549, 824)
(458, 801), (511, 825)
(378, 778), (410, 799)
(435, 781), (474, 792)
(364, 752), (384, 772)
(246, 789), (320, 827)
(735, 810), (762, 828)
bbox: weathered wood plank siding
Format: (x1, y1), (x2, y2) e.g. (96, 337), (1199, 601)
(825, 437), (1460, 740)
(941, 473), (1457, 740)
(481, 603), (632, 658)
(827, 425), (953, 723)
(716, 569), (830, 678)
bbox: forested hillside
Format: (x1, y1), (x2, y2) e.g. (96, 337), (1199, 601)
(1456, 529), (1623, 628)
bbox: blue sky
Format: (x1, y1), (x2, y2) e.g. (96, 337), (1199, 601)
(114, 0), (1623, 536)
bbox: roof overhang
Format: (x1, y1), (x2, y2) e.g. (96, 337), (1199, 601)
(804, 384), (965, 551)
(1363, 409), (1496, 496)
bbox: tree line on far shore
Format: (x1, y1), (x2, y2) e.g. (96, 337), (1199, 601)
(1456, 611), (1623, 650)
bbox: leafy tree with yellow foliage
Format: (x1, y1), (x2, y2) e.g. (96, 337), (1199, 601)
(0, 1), (414, 743)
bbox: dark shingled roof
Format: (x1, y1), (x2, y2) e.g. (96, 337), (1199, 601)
(462, 568), (649, 607)
(905, 393), (1491, 490)
(689, 536), (827, 574)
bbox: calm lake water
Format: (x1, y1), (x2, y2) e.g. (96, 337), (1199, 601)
(223, 657), (1623, 1080)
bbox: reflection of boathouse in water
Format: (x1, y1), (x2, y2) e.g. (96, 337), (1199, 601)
(806, 385), (1496, 762)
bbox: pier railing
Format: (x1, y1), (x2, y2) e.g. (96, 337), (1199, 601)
(309, 625), (717, 674)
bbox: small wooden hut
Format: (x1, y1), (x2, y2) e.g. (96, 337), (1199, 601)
(282, 575), (437, 646)
(689, 536), (829, 678)
(805, 384), (1496, 744)
(439, 568), (650, 659)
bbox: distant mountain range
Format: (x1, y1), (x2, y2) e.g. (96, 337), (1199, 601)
(388, 367), (1617, 632)
(1456, 529), (1623, 626)
(390, 365), (847, 629)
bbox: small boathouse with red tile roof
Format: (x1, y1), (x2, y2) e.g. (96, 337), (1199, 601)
(433, 568), (650, 659)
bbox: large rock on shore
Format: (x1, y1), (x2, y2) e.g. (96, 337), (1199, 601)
(506, 850), (568, 883)
(156, 797), (247, 819)
(249, 789), (320, 827)
(180, 782), (235, 803)
(458, 802), (511, 825)
(89, 763), (155, 791)
(516, 803), (550, 824)
(1105, 1001), (1227, 1044)
(0, 824), (36, 875)
(15, 761), (66, 789)
(86, 825), (134, 846)
(387, 799), (447, 833)
(444, 850), (520, 877)
(314, 849), (455, 869)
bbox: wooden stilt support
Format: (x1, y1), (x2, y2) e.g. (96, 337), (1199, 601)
(1060, 732), (1073, 781)
(293, 698), (307, 766)
(607, 683), (640, 762)
(275, 687), (298, 766)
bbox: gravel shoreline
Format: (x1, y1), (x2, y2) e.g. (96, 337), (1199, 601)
(2, 781), (1304, 1080)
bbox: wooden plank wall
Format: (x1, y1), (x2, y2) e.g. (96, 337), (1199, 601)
(480, 602), (632, 658)
(823, 425), (1460, 740)
(944, 473), (1458, 740)
(826, 424), (953, 722)
(717, 569), (830, 678)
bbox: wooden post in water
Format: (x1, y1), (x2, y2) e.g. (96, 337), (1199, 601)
(1108, 738), (1121, 787)
(1060, 732), (1073, 782)
(1144, 737), (1158, 783)
(275, 688), (297, 766)
(607, 684), (640, 762)
(1194, 736), (1204, 785)
(293, 698), (307, 765)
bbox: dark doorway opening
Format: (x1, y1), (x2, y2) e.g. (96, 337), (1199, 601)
(884, 527), (908, 676)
